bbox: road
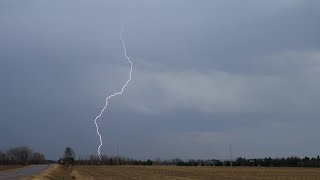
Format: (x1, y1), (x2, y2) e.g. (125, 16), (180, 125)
(0, 165), (51, 180)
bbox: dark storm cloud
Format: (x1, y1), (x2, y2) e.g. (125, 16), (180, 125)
(1, 0), (320, 160)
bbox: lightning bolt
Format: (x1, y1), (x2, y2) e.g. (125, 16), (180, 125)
(93, 28), (133, 160)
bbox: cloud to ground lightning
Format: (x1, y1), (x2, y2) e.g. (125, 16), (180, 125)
(93, 28), (133, 159)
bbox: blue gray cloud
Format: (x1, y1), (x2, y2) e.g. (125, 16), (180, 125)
(1, 0), (320, 160)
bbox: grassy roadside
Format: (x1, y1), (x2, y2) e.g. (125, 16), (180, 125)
(26, 165), (74, 180)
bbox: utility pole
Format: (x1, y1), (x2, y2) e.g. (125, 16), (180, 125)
(230, 144), (233, 167)
(117, 144), (119, 166)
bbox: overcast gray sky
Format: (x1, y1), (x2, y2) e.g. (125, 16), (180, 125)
(1, 0), (320, 160)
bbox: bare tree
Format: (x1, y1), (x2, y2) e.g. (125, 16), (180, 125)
(7, 146), (32, 165)
(0, 150), (6, 165)
(63, 147), (75, 165)
(31, 152), (45, 164)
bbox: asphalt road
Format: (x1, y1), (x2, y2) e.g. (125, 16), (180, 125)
(0, 165), (51, 180)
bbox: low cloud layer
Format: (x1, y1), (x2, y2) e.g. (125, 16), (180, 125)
(117, 50), (320, 115)
(1, 1), (320, 160)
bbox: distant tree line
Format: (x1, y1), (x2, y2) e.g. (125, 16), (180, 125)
(73, 155), (320, 168)
(174, 156), (320, 168)
(174, 158), (223, 166)
(74, 155), (224, 166)
(74, 154), (153, 166)
(59, 147), (320, 168)
(73, 154), (222, 166)
(0, 146), (50, 165)
(232, 156), (320, 167)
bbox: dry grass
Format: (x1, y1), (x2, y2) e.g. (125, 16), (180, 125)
(26, 165), (73, 180)
(30, 165), (320, 180)
(71, 165), (320, 180)
(0, 165), (29, 172)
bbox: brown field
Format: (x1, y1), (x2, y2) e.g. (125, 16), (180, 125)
(29, 165), (320, 180)
(0, 165), (28, 172)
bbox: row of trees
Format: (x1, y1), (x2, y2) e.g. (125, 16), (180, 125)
(173, 156), (320, 167)
(175, 159), (223, 166)
(58, 147), (155, 166)
(233, 156), (320, 167)
(59, 147), (320, 168)
(73, 155), (320, 167)
(0, 146), (46, 165)
(76, 154), (153, 165)
(72, 153), (221, 166)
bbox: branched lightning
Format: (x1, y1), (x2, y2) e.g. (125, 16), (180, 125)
(94, 28), (133, 160)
